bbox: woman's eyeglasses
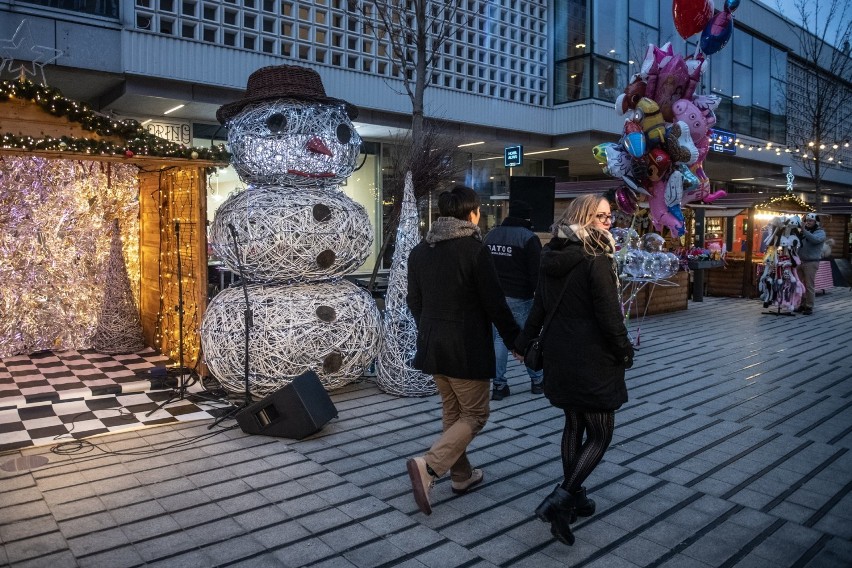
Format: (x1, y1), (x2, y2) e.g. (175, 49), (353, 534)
(594, 213), (613, 224)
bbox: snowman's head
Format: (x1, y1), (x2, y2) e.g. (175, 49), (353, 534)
(227, 99), (362, 187)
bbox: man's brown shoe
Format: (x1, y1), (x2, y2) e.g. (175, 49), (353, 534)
(451, 468), (484, 494)
(406, 457), (436, 515)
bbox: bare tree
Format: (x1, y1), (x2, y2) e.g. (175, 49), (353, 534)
(366, 121), (463, 290)
(347, 1), (486, 288)
(781, 0), (852, 210)
(348, 1), (486, 143)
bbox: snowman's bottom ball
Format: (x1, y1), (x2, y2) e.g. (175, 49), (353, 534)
(201, 280), (380, 396)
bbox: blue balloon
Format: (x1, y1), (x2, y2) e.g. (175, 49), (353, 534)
(700, 10), (733, 56)
(623, 132), (647, 158)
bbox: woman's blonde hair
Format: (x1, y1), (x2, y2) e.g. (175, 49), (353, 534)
(552, 193), (613, 255)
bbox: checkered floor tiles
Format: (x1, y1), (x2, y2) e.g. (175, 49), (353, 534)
(0, 349), (234, 453)
(0, 348), (171, 408)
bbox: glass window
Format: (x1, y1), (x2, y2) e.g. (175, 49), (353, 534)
(770, 78), (787, 143)
(628, 20), (658, 62)
(732, 102), (751, 134)
(594, 57), (626, 101)
(752, 39), (770, 108)
(555, 56), (591, 102)
(342, 152), (381, 273)
(752, 107), (769, 139)
(629, 0), (658, 26)
(594, 0), (626, 58)
(715, 97), (733, 131)
(770, 46), (787, 81)
(733, 62), (752, 107)
(555, 0), (588, 59)
(658, 10), (686, 54)
(709, 43), (732, 96)
(733, 31), (752, 64)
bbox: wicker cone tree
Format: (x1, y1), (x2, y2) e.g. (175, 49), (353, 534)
(92, 220), (144, 354)
(375, 171), (434, 396)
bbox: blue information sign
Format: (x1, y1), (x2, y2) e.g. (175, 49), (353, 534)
(709, 128), (737, 155)
(504, 145), (523, 167)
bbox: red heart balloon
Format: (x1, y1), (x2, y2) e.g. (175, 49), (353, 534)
(672, 0), (714, 39)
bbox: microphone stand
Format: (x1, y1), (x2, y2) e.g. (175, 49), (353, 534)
(147, 219), (195, 416)
(209, 223), (253, 428)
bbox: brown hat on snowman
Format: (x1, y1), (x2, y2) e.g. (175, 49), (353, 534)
(217, 64), (358, 124)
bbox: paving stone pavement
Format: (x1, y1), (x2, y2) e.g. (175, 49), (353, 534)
(1, 293), (851, 568)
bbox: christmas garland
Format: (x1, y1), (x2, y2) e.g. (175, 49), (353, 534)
(0, 79), (230, 162)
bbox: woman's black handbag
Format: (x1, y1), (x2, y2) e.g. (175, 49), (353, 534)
(523, 337), (544, 371)
(522, 267), (575, 372)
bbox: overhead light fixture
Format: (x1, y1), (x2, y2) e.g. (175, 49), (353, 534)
(141, 119), (152, 126)
(526, 147), (571, 156)
(457, 141), (485, 148)
(575, 43), (586, 49)
(163, 104), (185, 115)
(731, 177), (754, 181)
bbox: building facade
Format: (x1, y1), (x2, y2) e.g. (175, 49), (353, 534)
(2, 0), (850, 271)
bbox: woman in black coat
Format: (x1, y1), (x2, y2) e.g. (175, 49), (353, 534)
(405, 186), (520, 516)
(516, 193), (634, 545)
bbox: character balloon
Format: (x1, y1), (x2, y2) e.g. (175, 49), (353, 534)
(672, 0), (714, 39)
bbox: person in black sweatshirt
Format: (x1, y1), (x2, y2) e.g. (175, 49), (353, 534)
(484, 200), (543, 399)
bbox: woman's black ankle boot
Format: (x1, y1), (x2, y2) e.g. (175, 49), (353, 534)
(535, 485), (570, 522)
(550, 505), (576, 546)
(570, 486), (596, 517)
(534, 485), (576, 545)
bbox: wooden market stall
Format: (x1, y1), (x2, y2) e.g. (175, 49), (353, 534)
(0, 79), (229, 369)
(698, 194), (852, 298)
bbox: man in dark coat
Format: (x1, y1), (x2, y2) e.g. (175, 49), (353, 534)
(484, 200), (543, 399)
(405, 186), (520, 516)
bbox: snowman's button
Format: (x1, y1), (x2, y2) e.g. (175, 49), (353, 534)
(313, 203), (332, 222)
(316, 305), (336, 322)
(316, 249), (336, 268)
(323, 351), (343, 373)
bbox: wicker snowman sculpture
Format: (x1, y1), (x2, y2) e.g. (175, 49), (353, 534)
(201, 65), (380, 396)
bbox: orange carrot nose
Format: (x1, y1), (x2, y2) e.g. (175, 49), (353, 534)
(306, 136), (332, 156)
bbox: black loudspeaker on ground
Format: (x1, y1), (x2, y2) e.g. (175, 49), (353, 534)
(235, 371), (338, 440)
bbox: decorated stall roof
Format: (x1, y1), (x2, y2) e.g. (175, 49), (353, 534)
(0, 78), (229, 167)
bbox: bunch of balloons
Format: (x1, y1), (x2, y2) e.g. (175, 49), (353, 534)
(613, 228), (680, 281)
(594, 0), (739, 237)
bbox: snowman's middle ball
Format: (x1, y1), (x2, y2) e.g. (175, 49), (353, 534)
(210, 186), (373, 282)
(227, 100), (362, 188)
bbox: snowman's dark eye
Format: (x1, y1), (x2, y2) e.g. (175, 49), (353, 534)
(336, 123), (352, 144)
(266, 113), (287, 133)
